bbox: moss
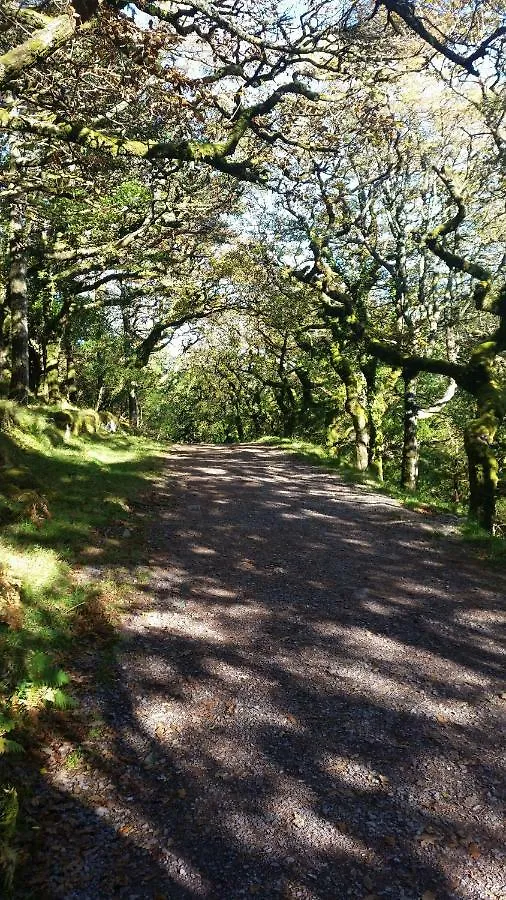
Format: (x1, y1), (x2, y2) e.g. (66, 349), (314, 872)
(0, 13), (75, 84)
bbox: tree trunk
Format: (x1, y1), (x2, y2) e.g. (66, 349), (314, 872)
(64, 333), (77, 403)
(0, 286), (10, 397)
(401, 373), (419, 491)
(95, 383), (105, 411)
(276, 383), (296, 438)
(6, 135), (31, 404)
(28, 343), (42, 395)
(333, 355), (369, 471)
(235, 410), (244, 441)
(128, 381), (139, 428)
(464, 406), (500, 532)
(363, 359), (401, 482)
(8, 229), (29, 403)
(43, 340), (62, 403)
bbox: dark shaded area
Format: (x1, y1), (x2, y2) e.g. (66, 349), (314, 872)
(10, 445), (506, 899)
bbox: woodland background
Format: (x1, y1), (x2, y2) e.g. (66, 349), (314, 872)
(0, 1), (505, 529)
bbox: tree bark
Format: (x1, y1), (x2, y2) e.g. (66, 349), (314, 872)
(0, 286), (10, 397)
(64, 331), (78, 403)
(8, 208), (29, 402)
(0, 12), (76, 88)
(401, 373), (419, 491)
(43, 340), (62, 403)
(332, 353), (369, 471)
(464, 404), (500, 532)
(365, 360), (401, 481)
(28, 343), (42, 395)
(128, 382), (139, 428)
(95, 383), (105, 412)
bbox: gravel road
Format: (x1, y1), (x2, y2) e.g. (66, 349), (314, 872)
(15, 445), (506, 900)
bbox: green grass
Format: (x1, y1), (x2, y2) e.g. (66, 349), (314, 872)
(459, 519), (506, 563)
(64, 747), (84, 770)
(0, 403), (166, 892)
(0, 403), (165, 751)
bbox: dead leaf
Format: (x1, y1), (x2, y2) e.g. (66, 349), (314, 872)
(118, 824), (133, 835)
(199, 699), (219, 719)
(292, 812), (304, 828)
(328, 759), (348, 774)
(467, 841), (481, 860)
(422, 892), (437, 900)
(418, 830), (440, 847)
(436, 714), (449, 725)
(0, 567), (23, 629)
(286, 714), (298, 725)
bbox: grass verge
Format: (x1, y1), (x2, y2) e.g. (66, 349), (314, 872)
(0, 403), (166, 889)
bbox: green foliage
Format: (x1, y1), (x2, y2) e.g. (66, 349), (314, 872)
(64, 746), (84, 770)
(0, 717), (23, 755)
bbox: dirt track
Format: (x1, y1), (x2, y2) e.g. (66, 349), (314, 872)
(17, 445), (506, 899)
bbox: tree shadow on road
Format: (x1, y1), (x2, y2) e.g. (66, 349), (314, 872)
(10, 444), (506, 899)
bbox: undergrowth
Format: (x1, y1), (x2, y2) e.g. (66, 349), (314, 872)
(0, 402), (164, 890)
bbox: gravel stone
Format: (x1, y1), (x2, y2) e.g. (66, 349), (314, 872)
(12, 445), (506, 900)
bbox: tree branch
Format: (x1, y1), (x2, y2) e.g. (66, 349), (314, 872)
(0, 82), (317, 183)
(0, 13), (76, 88)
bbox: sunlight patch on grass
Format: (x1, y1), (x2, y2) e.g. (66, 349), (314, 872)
(0, 545), (63, 596)
(0, 404), (166, 755)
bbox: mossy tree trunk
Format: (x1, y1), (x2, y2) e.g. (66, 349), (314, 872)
(28, 342), (42, 395)
(234, 409), (244, 441)
(401, 372), (419, 491)
(64, 329), (77, 403)
(277, 383), (297, 437)
(295, 367), (313, 424)
(0, 287), (10, 397)
(364, 359), (401, 481)
(128, 381), (139, 428)
(8, 204), (29, 403)
(43, 340), (62, 403)
(463, 370), (504, 532)
(331, 351), (369, 471)
(464, 411), (499, 532)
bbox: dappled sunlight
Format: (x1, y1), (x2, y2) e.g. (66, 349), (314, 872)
(0, 543), (63, 594)
(14, 445), (506, 899)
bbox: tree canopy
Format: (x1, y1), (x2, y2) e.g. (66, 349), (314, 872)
(1, 0), (505, 530)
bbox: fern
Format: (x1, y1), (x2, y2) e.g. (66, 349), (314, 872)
(14, 651), (73, 712)
(0, 718), (23, 756)
(0, 651), (74, 752)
